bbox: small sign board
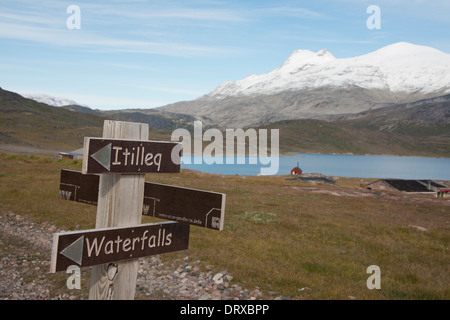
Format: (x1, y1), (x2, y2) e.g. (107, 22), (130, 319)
(143, 182), (225, 231)
(50, 221), (189, 273)
(82, 138), (181, 174)
(59, 170), (226, 230)
(59, 169), (99, 205)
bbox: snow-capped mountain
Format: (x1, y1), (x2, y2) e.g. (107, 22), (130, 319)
(202, 42), (450, 100)
(21, 93), (80, 107)
(157, 42), (450, 128)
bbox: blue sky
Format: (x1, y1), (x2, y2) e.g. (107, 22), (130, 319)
(1, 0), (449, 110)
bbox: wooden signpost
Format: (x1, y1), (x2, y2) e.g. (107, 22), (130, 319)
(82, 137), (181, 174)
(50, 120), (226, 300)
(50, 221), (190, 273)
(59, 169), (99, 205)
(59, 169), (226, 230)
(142, 181), (225, 231)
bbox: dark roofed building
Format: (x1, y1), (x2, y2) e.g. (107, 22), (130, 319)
(366, 179), (439, 193)
(418, 180), (448, 192)
(383, 179), (433, 193)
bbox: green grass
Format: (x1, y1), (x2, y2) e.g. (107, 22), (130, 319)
(235, 211), (278, 224)
(0, 153), (449, 300)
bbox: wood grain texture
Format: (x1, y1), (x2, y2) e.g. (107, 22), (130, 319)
(89, 120), (148, 300)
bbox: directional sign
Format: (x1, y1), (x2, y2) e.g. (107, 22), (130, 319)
(59, 170), (226, 230)
(50, 221), (190, 273)
(59, 169), (99, 204)
(82, 138), (181, 174)
(142, 182), (225, 231)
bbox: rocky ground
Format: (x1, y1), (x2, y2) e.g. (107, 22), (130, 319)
(286, 185), (450, 206)
(0, 209), (274, 300)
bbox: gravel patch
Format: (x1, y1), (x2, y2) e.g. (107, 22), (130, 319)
(0, 209), (267, 300)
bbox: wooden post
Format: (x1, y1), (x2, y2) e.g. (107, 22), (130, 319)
(89, 120), (148, 300)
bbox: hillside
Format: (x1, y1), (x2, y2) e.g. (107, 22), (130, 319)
(1, 86), (449, 158)
(337, 94), (450, 137)
(271, 93), (450, 157)
(158, 86), (426, 129)
(0, 87), (104, 154)
(261, 119), (450, 158)
(103, 109), (197, 132)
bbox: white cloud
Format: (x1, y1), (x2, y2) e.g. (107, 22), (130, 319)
(0, 21), (228, 57)
(0, 1), (244, 57)
(256, 7), (327, 19)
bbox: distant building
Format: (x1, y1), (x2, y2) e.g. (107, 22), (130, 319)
(366, 179), (449, 197)
(437, 188), (450, 199)
(291, 161), (303, 175)
(58, 148), (84, 160)
(418, 180), (449, 192)
(58, 152), (74, 160)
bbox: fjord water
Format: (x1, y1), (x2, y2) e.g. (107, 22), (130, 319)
(181, 154), (450, 180)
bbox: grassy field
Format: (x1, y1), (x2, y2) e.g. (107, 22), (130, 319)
(0, 152), (449, 299)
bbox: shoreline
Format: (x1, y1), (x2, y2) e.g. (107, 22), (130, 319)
(284, 151), (450, 159)
(180, 169), (450, 185)
(1, 143), (449, 160)
(1, 149), (449, 180)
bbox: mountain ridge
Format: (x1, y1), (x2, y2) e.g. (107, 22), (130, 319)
(20, 93), (81, 107)
(201, 42), (450, 100)
(158, 42), (450, 128)
(0, 86), (449, 157)
(1, 42), (449, 157)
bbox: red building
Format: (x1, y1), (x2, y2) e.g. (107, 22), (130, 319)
(58, 152), (74, 160)
(291, 162), (303, 175)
